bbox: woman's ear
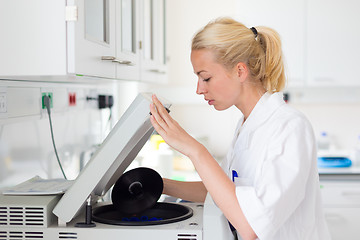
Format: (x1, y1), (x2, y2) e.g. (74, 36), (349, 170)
(236, 62), (249, 82)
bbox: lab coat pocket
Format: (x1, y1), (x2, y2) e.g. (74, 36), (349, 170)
(233, 177), (253, 187)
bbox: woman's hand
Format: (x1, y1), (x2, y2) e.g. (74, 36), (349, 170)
(149, 94), (201, 158)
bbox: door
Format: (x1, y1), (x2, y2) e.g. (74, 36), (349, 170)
(140, 0), (167, 83)
(306, 0), (360, 86)
(115, 0), (141, 81)
(69, 0), (116, 78)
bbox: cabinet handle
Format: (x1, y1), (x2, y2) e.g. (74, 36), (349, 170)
(101, 56), (116, 61)
(112, 59), (133, 65)
(149, 69), (166, 74)
(101, 56), (133, 66)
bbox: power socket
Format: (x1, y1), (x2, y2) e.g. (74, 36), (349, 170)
(0, 91), (7, 113)
(42, 92), (53, 109)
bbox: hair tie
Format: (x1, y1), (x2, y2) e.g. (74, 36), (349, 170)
(250, 27), (258, 38)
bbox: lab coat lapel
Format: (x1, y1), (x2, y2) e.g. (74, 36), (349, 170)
(242, 92), (286, 135)
(229, 92), (285, 166)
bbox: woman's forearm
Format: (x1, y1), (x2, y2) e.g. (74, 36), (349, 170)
(163, 178), (207, 203)
(189, 143), (257, 240)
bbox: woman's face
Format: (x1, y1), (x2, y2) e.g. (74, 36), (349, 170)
(191, 49), (243, 111)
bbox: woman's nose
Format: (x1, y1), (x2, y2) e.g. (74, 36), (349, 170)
(196, 80), (206, 95)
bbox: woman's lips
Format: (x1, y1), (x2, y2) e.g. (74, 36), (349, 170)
(207, 99), (214, 105)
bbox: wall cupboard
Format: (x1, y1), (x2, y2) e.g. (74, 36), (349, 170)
(236, 0), (360, 88)
(0, 0), (167, 83)
(306, 0), (360, 87)
(236, 0), (306, 88)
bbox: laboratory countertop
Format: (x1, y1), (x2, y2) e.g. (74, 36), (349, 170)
(318, 167), (360, 181)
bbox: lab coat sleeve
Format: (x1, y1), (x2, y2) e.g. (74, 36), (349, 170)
(235, 116), (316, 239)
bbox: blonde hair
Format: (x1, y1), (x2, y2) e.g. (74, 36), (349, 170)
(191, 18), (286, 93)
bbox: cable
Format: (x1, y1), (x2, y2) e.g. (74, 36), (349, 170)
(104, 108), (113, 131)
(43, 95), (67, 180)
(0, 125), (4, 139)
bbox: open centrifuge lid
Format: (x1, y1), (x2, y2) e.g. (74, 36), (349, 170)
(53, 92), (171, 223)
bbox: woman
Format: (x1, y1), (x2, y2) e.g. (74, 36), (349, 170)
(149, 18), (330, 240)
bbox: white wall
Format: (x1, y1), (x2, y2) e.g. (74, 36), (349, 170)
(0, 80), (119, 187)
(293, 103), (360, 151)
(165, 0), (237, 87)
(170, 104), (241, 160)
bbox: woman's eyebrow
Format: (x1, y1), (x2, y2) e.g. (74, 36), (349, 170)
(195, 70), (206, 75)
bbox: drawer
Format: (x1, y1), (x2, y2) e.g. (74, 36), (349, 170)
(324, 207), (360, 240)
(320, 182), (360, 206)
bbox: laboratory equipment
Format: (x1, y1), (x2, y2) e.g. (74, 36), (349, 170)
(0, 92), (233, 240)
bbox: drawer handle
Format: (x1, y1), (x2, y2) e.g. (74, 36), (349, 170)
(149, 69), (166, 74)
(341, 191), (360, 196)
(324, 213), (345, 223)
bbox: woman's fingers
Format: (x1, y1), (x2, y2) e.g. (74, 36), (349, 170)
(150, 113), (165, 136)
(149, 94), (196, 157)
(150, 95), (173, 135)
(152, 94), (172, 124)
(150, 103), (167, 132)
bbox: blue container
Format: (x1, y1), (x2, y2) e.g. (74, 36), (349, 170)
(317, 157), (352, 168)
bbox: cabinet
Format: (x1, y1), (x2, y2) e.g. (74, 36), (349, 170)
(74, 0), (167, 82)
(320, 180), (360, 239)
(324, 208), (360, 239)
(139, 0), (167, 83)
(236, 0), (360, 88)
(306, 0), (360, 87)
(0, 0), (67, 76)
(0, 0), (167, 83)
(115, 0), (141, 81)
(70, 0), (117, 79)
(236, 0), (306, 88)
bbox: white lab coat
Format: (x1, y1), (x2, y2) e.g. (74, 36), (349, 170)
(222, 92), (331, 240)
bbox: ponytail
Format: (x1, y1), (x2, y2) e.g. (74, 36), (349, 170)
(256, 26), (286, 92)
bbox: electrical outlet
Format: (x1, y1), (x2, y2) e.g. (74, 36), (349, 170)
(0, 91), (7, 113)
(42, 92), (53, 109)
(68, 92), (76, 106)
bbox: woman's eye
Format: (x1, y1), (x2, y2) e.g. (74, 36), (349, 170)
(203, 78), (211, 82)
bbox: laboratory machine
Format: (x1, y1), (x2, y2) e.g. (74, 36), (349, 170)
(0, 93), (233, 240)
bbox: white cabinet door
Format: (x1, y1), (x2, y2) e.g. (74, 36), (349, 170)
(0, 0), (67, 76)
(236, 0), (306, 88)
(140, 0), (167, 83)
(320, 181), (360, 240)
(307, 0), (360, 86)
(69, 0), (117, 78)
(115, 0), (141, 81)
(324, 207), (360, 240)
